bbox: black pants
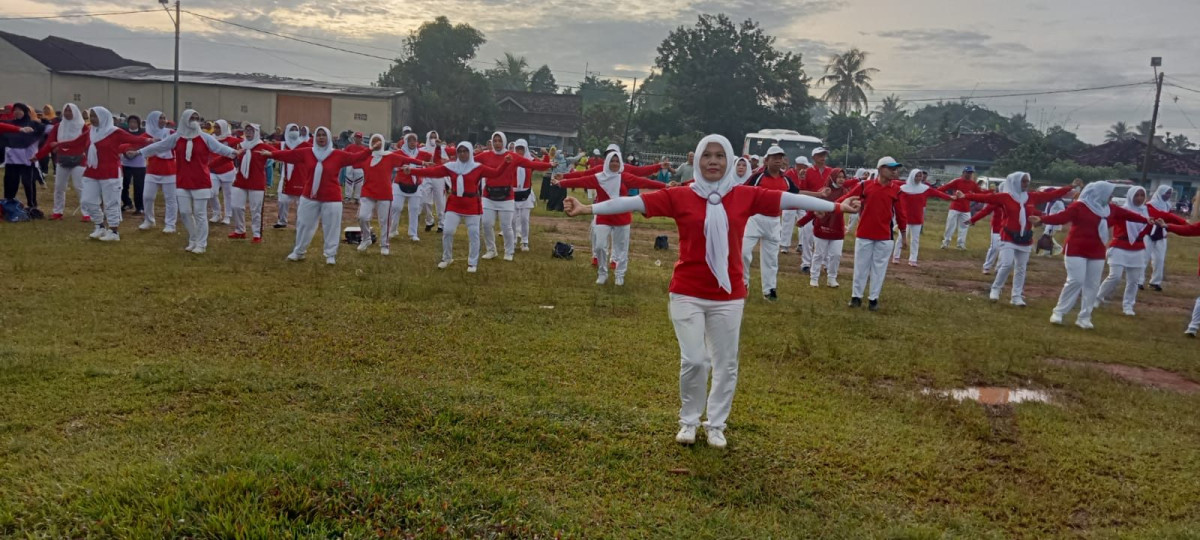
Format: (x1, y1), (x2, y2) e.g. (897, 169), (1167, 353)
(4, 163), (37, 208)
(122, 166), (146, 212)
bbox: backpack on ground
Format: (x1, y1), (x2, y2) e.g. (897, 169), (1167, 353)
(1, 199), (30, 222)
(552, 241), (574, 260)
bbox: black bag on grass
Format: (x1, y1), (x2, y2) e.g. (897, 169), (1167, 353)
(552, 242), (574, 260)
(654, 235), (669, 250)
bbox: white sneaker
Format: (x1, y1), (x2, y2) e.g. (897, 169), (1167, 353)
(437, 259), (453, 269)
(222, 217), (230, 225)
(1076, 319), (1094, 330)
(596, 273), (608, 285)
(191, 246), (206, 254)
(482, 250), (497, 260)
(467, 266), (477, 273)
(209, 216), (221, 223)
(989, 291), (1000, 302)
(325, 257), (336, 265)
(286, 253), (303, 262)
(503, 254), (514, 262)
(828, 279), (839, 288)
(706, 427), (727, 449)
(358, 238), (373, 252)
(98, 230), (120, 242)
(1011, 298), (1027, 307)
(1050, 312), (1064, 325)
(410, 236), (420, 242)
(675, 425), (696, 445)
(380, 247), (390, 256)
(138, 221), (152, 231)
(162, 227), (176, 234)
(810, 280), (820, 288)
(89, 227), (106, 239)
(185, 242), (196, 253)
(1123, 309), (1136, 317)
(615, 276), (625, 286)
(520, 244), (530, 252)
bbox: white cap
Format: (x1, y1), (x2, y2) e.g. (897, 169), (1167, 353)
(812, 147), (829, 156)
(876, 156), (902, 169)
(750, 154), (761, 161)
(795, 156), (811, 167)
(765, 145), (786, 157)
(593, 149), (600, 156)
(402, 125), (412, 133)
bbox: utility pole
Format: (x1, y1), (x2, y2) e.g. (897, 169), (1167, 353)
(1141, 57), (1164, 184)
(622, 77), (638, 150)
(161, 0), (181, 120)
(844, 128), (852, 168)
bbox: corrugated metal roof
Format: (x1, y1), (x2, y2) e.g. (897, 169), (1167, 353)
(0, 30), (152, 71)
(60, 66), (403, 99)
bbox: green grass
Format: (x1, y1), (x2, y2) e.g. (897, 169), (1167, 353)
(1, 187), (1199, 537)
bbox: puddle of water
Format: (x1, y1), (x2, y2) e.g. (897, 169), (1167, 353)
(923, 387), (1052, 405)
(1045, 358), (1200, 394)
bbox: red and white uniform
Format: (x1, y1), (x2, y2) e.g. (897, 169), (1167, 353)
(35, 105), (89, 216)
(475, 132), (552, 259)
(739, 168), (797, 296)
(229, 128), (274, 239)
(342, 139), (368, 201)
(207, 120), (238, 222)
(418, 134), (451, 230)
(838, 177), (906, 301)
(79, 107), (148, 232)
(274, 123), (313, 228)
(796, 171), (851, 287)
(388, 139), (435, 241)
(971, 203), (1005, 273)
(409, 143), (510, 269)
(893, 171), (955, 265)
(354, 135), (424, 253)
(937, 176), (985, 248)
(139, 110), (178, 230)
(787, 164), (832, 261)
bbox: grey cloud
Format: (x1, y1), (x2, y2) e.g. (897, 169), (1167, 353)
(877, 29), (1032, 56)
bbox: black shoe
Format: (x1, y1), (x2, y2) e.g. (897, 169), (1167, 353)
(1152, 284), (1163, 292)
(437, 227), (444, 233)
(765, 289), (777, 302)
(273, 223), (286, 229)
(425, 223), (433, 232)
(849, 297), (862, 308)
(801, 266), (811, 275)
(1138, 284), (1145, 291)
(868, 299), (879, 311)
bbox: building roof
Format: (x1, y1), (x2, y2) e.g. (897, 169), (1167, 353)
(0, 30), (152, 71)
(60, 66), (403, 99)
(1072, 139), (1200, 177)
(909, 132), (1019, 164)
(493, 90), (582, 137)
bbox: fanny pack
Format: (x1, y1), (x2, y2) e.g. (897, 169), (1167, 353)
(398, 183), (419, 194)
(1006, 228), (1034, 246)
(514, 189), (532, 202)
(56, 154), (83, 168)
(485, 186), (512, 201)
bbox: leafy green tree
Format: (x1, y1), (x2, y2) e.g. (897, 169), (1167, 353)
(573, 74), (628, 107)
(1105, 121), (1134, 142)
(991, 134), (1060, 179)
(1167, 133), (1195, 152)
(1044, 125), (1090, 155)
(529, 65), (557, 93)
(818, 49), (878, 115)
(485, 52), (531, 91)
(578, 101), (627, 152)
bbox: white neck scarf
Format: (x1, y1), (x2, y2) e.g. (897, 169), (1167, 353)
(310, 127), (334, 198)
(85, 106), (117, 169)
(443, 142), (479, 196)
(900, 169), (930, 195)
(1079, 181), (1115, 244)
(239, 124), (261, 178)
(1000, 172), (1030, 229)
(513, 139), (533, 190)
(368, 134), (389, 167)
(596, 149), (624, 200)
(687, 135), (740, 293)
(173, 109), (203, 162)
(1122, 186), (1149, 242)
(57, 103), (85, 142)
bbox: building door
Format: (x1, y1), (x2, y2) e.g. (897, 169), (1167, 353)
(276, 94), (331, 131)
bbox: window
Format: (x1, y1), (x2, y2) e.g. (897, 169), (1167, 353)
(354, 113), (368, 121)
(240, 105), (248, 113)
(184, 101), (193, 109)
(128, 97), (136, 105)
(72, 93), (81, 102)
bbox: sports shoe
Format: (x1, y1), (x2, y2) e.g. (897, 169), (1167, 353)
(520, 243), (530, 252)
(138, 222), (152, 231)
(591, 257), (599, 267)
(1076, 319), (1094, 330)
(467, 266), (477, 273)
(191, 246), (206, 254)
(989, 291), (1000, 302)
(325, 257), (336, 265)
(437, 259), (453, 269)
(1123, 309), (1136, 317)
(410, 236), (420, 242)
(810, 280), (820, 288)
(380, 247), (389, 256)
(827, 279), (839, 288)
(1186, 329), (1197, 338)
(675, 425), (697, 445)
(163, 227), (176, 234)
(765, 289), (778, 302)
(228, 232), (245, 239)
(222, 217), (231, 225)
(982, 269), (991, 275)
(89, 227), (106, 239)
(482, 250), (497, 260)
(185, 242), (196, 253)
(286, 253), (303, 262)
(273, 223), (286, 229)
(615, 276), (625, 286)
(1011, 298), (1027, 307)
(358, 238), (373, 252)
(957, 245), (967, 251)
(868, 299), (879, 311)
(50, 213), (63, 220)
(940, 242), (948, 249)
(1151, 284), (1163, 292)
(98, 230), (120, 242)
(251, 236), (262, 244)
(908, 261), (919, 267)
(209, 216), (221, 223)
(503, 254), (514, 262)
(1050, 312), (1064, 325)
(801, 266), (810, 275)
(706, 427), (727, 449)
(596, 273), (608, 285)
(780, 248), (789, 254)
(81, 215), (92, 223)
(425, 223), (433, 232)
(849, 297), (862, 308)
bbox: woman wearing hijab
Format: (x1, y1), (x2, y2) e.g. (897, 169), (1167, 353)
(892, 169), (955, 267)
(418, 130), (450, 234)
(119, 115), (147, 216)
(34, 103), (88, 221)
(404, 142), (512, 272)
(386, 132), (435, 242)
(963, 174), (1077, 306)
(796, 168), (852, 288)
(1035, 190), (1070, 257)
(1142, 186), (1188, 291)
(475, 131), (554, 261)
(2, 103), (48, 211)
(262, 127), (369, 265)
(512, 139), (552, 253)
(36, 105), (56, 179)
(1163, 219), (1200, 336)
(137, 109), (240, 253)
(353, 134), (425, 256)
(553, 148), (667, 286)
(1034, 181), (1151, 329)
(970, 202), (1004, 273)
(1096, 186), (1158, 316)
(561, 135), (860, 449)
(273, 123), (311, 228)
(229, 123), (274, 243)
(138, 111), (178, 233)
(207, 120), (238, 224)
(79, 107), (152, 241)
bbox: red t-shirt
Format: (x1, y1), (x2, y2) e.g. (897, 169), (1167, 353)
(965, 186), (1073, 244)
(232, 141), (276, 191)
(1040, 202), (1149, 259)
(838, 179), (907, 241)
(409, 161), (511, 216)
(208, 136), (240, 174)
(640, 185), (784, 301)
(270, 147), (371, 202)
(970, 204), (1005, 234)
(352, 151), (424, 200)
(557, 173), (666, 226)
(802, 166), (833, 192)
(898, 188), (953, 226)
(937, 177), (984, 213)
(82, 130), (149, 180)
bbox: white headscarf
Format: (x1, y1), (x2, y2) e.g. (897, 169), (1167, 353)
(309, 127), (334, 198)
(283, 123), (303, 149)
(85, 106), (118, 169)
(444, 142), (479, 196)
(173, 109), (203, 162)
(688, 134), (741, 293)
(999, 172), (1030, 229)
(489, 131), (508, 155)
(1121, 186), (1149, 242)
(899, 169), (930, 195)
(596, 149), (624, 200)
(735, 157), (752, 183)
(1149, 185), (1173, 213)
(423, 131), (446, 159)
(368, 134), (388, 166)
(214, 119), (232, 139)
(854, 168), (868, 180)
(399, 133), (420, 158)
(57, 103), (85, 142)
(142, 110), (174, 159)
(513, 139), (535, 190)
(1078, 181), (1115, 244)
(238, 123), (261, 178)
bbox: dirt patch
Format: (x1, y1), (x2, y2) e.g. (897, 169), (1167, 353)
(1045, 358), (1200, 394)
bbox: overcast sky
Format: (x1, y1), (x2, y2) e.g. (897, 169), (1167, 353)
(3, 0), (1199, 143)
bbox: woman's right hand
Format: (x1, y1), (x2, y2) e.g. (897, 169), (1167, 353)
(563, 197), (590, 217)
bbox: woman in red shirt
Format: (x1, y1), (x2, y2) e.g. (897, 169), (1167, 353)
(1034, 181), (1150, 329)
(207, 120), (238, 224)
(265, 127), (369, 265)
(892, 169), (954, 266)
(1095, 186), (1180, 316)
(387, 132), (435, 242)
(229, 123), (275, 243)
(273, 124), (312, 229)
(969, 203), (1004, 274)
(796, 168), (852, 288)
(475, 131), (554, 261)
(138, 111), (178, 233)
(406, 142), (512, 273)
(418, 131), (450, 233)
(561, 134), (860, 449)
(35, 103), (87, 221)
(353, 134), (425, 256)
(80, 106), (152, 242)
(1164, 219), (1200, 336)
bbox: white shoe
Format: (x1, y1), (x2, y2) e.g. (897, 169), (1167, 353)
(596, 273), (608, 285)
(325, 257), (336, 265)
(222, 217), (230, 225)
(98, 230), (120, 242)
(706, 427), (727, 449)
(138, 222), (152, 231)
(989, 291), (1000, 302)
(358, 238), (373, 252)
(1123, 309), (1136, 317)
(1011, 299), (1027, 307)
(1076, 319), (1094, 330)
(503, 254), (514, 262)
(1050, 313), (1064, 325)
(482, 250), (497, 260)
(810, 280), (820, 288)
(209, 216), (221, 223)
(286, 253), (303, 262)
(467, 266), (477, 273)
(520, 244), (529, 252)
(191, 246), (206, 254)
(615, 276), (625, 286)
(828, 279), (839, 288)
(675, 425), (697, 445)
(185, 242), (196, 253)
(89, 227), (106, 239)
(437, 259), (453, 269)
(410, 236), (420, 242)
(380, 247), (390, 256)
(163, 227), (176, 234)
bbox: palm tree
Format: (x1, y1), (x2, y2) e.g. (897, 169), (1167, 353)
(818, 49), (879, 115)
(486, 52), (531, 91)
(1104, 121), (1132, 142)
(1135, 120), (1155, 140)
(1168, 133), (1195, 152)
(872, 94), (905, 130)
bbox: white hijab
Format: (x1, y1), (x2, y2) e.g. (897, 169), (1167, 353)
(444, 142), (479, 196)
(310, 127), (334, 198)
(143, 110), (174, 159)
(489, 131), (508, 156)
(596, 149), (624, 200)
(399, 133), (420, 158)
(283, 123), (303, 149)
(1000, 172), (1030, 229)
(173, 109), (203, 162)
(735, 157), (752, 183)
(238, 123), (261, 178)
(57, 103), (85, 142)
(214, 119), (232, 139)
(85, 106), (118, 169)
(513, 138), (535, 190)
(855, 168), (869, 180)
(900, 169), (930, 195)
(1078, 181), (1115, 244)
(688, 134), (741, 293)
(368, 134), (389, 166)
(424, 131), (445, 158)
(1121, 186), (1149, 242)
(1149, 185), (1172, 213)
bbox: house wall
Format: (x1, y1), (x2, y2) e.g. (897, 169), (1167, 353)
(0, 41), (51, 106)
(330, 96), (390, 135)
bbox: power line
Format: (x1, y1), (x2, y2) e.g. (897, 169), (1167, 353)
(182, 10), (396, 62)
(1165, 81), (1200, 95)
(0, 9), (158, 21)
(894, 81), (1152, 104)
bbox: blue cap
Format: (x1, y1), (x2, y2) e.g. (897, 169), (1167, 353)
(963, 166), (976, 173)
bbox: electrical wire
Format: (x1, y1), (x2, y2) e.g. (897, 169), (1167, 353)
(0, 9), (158, 20)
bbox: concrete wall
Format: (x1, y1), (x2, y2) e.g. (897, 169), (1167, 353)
(0, 40), (51, 106)
(330, 96), (391, 136)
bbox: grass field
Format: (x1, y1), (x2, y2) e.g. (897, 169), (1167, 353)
(2, 179), (1199, 538)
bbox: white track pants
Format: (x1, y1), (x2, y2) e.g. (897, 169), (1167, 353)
(276, 193), (295, 226)
(669, 293), (745, 431)
(1145, 238), (1168, 286)
(442, 211), (480, 266)
(358, 197), (392, 249)
(983, 232), (1001, 272)
(742, 215), (781, 295)
(594, 224), (631, 280)
(420, 179), (447, 228)
(482, 205), (516, 256)
(176, 188), (211, 249)
(943, 210), (970, 248)
(230, 187), (264, 237)
(1098, 263), (1144, 313)
(1188, 297), (1200, 334)
(798, 220), (815, 267)
(292, 197), (342, 260)
(515, 203), (533, 247)
(344, 169), (363, 201)
(142, 175), (177, 229)
(991, 242), (1031, 302)
(389, 186), (423, 239)
(81, 178), (122, 229)
(780, 210), (798, 249)
(209, 172), (234, 219)
(52, 165), (84, 215)
(810, 238), (844, 286)
(852, 238), (894, 301)
(893, 224), (923, 262)
(1053, 256), (1105, 324)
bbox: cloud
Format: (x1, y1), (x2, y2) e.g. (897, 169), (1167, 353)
(876, 29), (1031, 56)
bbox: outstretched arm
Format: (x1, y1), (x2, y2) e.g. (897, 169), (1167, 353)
(565, 195), (646, 216)
(202, 133), (238, 158)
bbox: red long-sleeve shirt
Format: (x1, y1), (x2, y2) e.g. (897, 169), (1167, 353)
(557, 173), (667, 226)
(964, 185), (1073, 244)
(391, 149), (434, 187)
(1107, 205), (1182, 251)
(208, 137), (241, 174)
(564, 162), (664, 180)
(352, 151), (424, 200)
(796, 183), (851, 240)
(82, 130), (150, 180)
(232, 141), (277, 191)
(34, 124), (90, 161)
(970, 204), (1005, 234)
(937, 177), (985, 213)
(1039, 202), (1149, 259)
(269, 147), (371, 202)
(408, 161), (510, 216)
(837, 179), (906, 241)
(899, 188), (954, 226)
(476, 151), (551, 201)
